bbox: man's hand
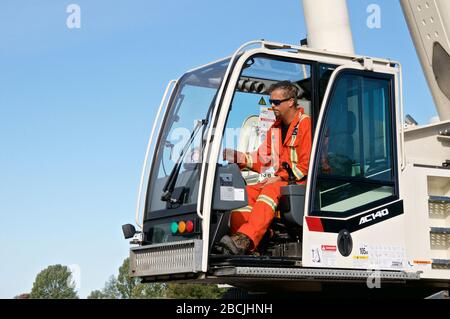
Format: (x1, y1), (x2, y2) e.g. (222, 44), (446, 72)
(261, 176), (282, 185)
(223, 148), (245, 164)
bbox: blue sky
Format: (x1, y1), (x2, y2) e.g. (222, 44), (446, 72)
(0, 0), (436, 298)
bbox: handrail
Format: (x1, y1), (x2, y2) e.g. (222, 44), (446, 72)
(398, 63), (406, 171)
(135, 79), (177, 229)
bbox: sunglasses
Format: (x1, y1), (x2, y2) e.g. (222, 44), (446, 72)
(269, 97), (292, 106)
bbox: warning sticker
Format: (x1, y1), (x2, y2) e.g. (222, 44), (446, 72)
(258, 97), (267, 105)
(412, 260), (432, 265)
(321, 245), (337, 252)
(259, 106), (276, 144)
(219, 174), (234, 201)
(259, 106), (276, 123)
(407, 259), (432, 271)
(311, 245), (337, 266)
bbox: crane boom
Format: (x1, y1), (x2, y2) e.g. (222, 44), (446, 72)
(302, 0), (354, 54)
(400, 0), (450, 121)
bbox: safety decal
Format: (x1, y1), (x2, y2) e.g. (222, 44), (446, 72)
(219, 173), (234, 201)
(259, 106), (276, 144)
(407, 259), (432, 271)
(311, 245), (337, 266)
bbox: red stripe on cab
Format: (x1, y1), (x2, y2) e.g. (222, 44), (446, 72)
(305, 217), (324, 232)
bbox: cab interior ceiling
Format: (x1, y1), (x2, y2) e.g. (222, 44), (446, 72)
(235, 75), (312, 100)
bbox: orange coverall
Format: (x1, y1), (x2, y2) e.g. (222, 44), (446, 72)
(231, 108), (312, 250)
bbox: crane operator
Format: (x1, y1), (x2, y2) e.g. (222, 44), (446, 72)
(218, 81), (312, 255)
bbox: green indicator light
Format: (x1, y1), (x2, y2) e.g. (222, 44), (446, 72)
(171, 222), (178, 234)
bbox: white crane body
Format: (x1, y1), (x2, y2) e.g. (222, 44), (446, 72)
(124, 1), (450, 297)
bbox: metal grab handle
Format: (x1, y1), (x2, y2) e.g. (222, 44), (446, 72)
(135, 79), (177, 229)
(398, 64), (406, 171)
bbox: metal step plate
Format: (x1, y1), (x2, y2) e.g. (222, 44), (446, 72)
(428, 196), (450, 218)
(213, 266), (420, 281)
(130, 239), (203, 277)
(430, 227), (450, 248)
(432, 259), (450, 269)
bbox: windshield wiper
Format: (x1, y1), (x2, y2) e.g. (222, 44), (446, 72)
(161, 119), (207, 204)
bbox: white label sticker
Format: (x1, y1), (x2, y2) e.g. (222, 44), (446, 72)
(259, 106), (276, 144)
(234, 188), (245, 201)
(310, 245), (337, 266)
(259, 106), (276, 123)
(353, 243), (405, 269)
(220, 186), (234, 201)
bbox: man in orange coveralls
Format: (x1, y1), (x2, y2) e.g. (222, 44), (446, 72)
(218, 81), (312, 255)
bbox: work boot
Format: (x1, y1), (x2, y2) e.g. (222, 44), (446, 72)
(218, 232), (251, 255)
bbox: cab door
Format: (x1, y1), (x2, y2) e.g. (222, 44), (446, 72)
(303, 67), (406, 271)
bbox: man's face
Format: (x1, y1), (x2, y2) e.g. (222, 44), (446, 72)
(270, 89), (293, 120)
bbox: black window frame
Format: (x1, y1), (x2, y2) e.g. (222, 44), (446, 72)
(313, 63), (338, 131)
(309, 69), (399, 218)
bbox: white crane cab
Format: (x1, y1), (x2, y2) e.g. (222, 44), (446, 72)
(124, 39), (450, 295)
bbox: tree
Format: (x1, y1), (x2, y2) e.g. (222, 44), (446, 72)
(86, 290), (105, 299)
(88, 257), (228, 299)
(131, 282), (167, 299)
(88, 258), (166, 299)
(116, 258), (138, 298)
(87, 276), (121, 299)
(29, 265), (78, 299)
(166, 283), (227, 299)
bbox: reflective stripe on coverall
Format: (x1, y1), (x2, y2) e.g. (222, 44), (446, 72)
(232, 108), (312, 250)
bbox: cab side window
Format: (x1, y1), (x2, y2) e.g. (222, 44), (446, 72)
(312, 72), (397, 215)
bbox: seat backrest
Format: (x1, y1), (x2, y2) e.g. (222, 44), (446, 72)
(279, 184), (306, 226)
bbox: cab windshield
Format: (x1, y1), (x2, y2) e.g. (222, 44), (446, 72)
(145, 58), (230, 217)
